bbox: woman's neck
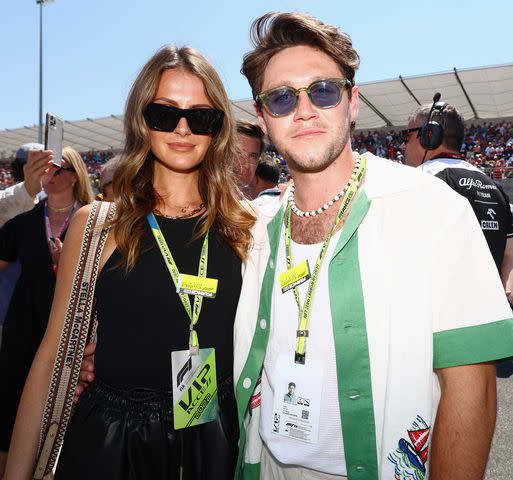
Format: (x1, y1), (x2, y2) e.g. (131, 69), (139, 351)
(153, 162), (202, 212)
(47, 190), (76, 210)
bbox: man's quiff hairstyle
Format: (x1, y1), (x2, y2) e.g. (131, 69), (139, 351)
(241, 12), (360, 100)
(408, 103), (465, 151)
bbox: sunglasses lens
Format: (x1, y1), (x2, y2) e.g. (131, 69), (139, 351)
(186, 109), (224, 135)
(265, 88), (297, 116)
(143, 103), (223, 135)
(310, 80), (342, 108)
(143, 103), (180, 132)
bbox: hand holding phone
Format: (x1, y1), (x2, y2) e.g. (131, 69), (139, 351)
(44, 113), (64, 167)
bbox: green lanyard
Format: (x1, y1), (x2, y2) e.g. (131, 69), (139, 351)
(147, 213), (208, 354)
(284, 156), (366, 364)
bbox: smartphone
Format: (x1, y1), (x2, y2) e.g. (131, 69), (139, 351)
(44, 112), (64, 167)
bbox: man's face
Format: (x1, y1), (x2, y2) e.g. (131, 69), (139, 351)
(255, 45), (358, 174)
(236, 133), (261, 187)
(288, 385), (295, 395)
(403, 120), (425, 168)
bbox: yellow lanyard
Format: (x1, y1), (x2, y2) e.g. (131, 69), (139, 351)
(147, 213), (208, 353)
(284, 156), (366, 364)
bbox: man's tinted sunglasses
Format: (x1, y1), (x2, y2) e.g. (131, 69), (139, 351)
(256, 78), (352, 117)
(143, 103), (224, 135)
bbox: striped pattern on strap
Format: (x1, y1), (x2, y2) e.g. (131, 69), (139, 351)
(33, 201), (116, 479)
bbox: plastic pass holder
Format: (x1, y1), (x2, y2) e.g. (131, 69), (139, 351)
(177, 273), (218, 298)
(171, 348), (219, 430)
(279, 260), (311, 293)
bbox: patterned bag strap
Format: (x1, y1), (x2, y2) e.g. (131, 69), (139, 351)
(33, 201), (116, 480)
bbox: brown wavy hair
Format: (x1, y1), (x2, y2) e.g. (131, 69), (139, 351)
(242, 12), (360, 100)
(112, 45), (255, 270)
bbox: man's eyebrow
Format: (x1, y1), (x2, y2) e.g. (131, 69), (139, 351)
(262, 76), (330, 91)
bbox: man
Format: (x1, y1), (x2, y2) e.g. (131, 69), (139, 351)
(251, 154), (281, 209)
(0, 143), (48, 227)
(233, 12), (513, 480)
(97, 155), (120, 201)
(236, 120), (264, 198)
(402, 103), (513, 297)
(283, 383), (297, 404)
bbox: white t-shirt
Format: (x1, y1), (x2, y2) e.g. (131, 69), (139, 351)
(260, 228), (346, 475)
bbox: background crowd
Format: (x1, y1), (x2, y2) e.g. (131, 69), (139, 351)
(2, 120), (513, 191)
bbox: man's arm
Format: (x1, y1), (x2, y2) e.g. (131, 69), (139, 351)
(0, 150), (52, 228)
(431, 363), (496, 480)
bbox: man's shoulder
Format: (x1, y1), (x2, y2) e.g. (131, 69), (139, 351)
(364, 153), (458, 202)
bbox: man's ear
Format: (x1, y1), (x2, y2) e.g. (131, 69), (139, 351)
(349, 85), (359, 125)
(254, 102), (269, 136)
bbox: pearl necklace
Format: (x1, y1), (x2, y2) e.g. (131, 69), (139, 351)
(288, 154), (361, 218)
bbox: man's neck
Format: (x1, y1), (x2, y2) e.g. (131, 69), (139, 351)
(287, 147), (361, 245)
(423, 146), (460, 164)
(290, 146), (355, 212)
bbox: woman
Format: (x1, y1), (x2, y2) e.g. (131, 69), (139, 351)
(0, 146), (93, 472)
(5, 46), (255, 480)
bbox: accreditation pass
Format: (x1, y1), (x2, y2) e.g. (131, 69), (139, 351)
(271, 354), (323, 444)
(171, 348), (219, 430)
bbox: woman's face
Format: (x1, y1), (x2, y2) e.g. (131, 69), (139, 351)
(148, 69), (215, 174)
(41, 159), (77, 196)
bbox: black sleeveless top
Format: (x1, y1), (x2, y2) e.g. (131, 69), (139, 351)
(94, 215), (242, 391)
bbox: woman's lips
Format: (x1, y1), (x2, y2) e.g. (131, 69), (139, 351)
(167, 142), (195, 151)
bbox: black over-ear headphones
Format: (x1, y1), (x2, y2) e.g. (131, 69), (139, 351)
(419, 93), (448, 150)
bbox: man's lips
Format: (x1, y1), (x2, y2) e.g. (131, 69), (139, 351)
(292, 129), (324, 139)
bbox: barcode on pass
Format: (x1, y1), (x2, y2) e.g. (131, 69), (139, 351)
(301, 410), (309, 420)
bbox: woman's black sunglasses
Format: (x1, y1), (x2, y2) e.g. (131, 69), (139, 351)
(143, 103), (224, 135)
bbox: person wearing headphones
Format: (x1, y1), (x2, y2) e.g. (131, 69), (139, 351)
(403, 100), (513, 294)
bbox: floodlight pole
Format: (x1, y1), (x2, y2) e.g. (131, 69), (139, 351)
(37, 0), (53, 144)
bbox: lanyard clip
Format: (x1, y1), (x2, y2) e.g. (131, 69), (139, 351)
(189, 328), (199, 356)
(294, 351), (306, 365)
(296, 330), (309, 338)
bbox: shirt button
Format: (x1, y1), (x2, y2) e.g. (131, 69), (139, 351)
(349, 390), (361, 400)
(269, 259), (275, 269)
(243, 378), (251, 389)
(260, 319), (267, 330)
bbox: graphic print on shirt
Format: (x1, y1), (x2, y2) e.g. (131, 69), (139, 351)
(387, 415), (430, 480)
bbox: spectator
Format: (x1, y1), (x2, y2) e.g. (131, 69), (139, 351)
(235, 120), (264, 199)
(0, 146), (93, 473)
(0, 143), (46, 228)
(98, 155), (121, 201)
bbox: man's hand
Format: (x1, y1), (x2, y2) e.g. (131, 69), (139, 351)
(431, 362), (496, 480)
(23, 149), (53, 197)
(73, 343), (96, 403)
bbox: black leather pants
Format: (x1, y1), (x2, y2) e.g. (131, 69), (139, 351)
(54, 377), (238, 480)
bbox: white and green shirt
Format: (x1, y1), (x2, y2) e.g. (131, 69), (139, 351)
(233, 153), (513, 480)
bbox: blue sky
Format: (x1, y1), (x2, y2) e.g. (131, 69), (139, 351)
(1, 0), (512, 130)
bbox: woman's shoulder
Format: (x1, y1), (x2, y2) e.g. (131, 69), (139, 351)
(69, 201), (115, 237)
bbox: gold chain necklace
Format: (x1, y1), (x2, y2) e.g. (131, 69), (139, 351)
(47, 202), (75, 213)
(154, 203), (205, 220)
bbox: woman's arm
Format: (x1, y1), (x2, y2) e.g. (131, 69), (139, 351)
(4, 205), (92, 480)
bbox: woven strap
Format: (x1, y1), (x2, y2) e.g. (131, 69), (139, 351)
(33, 201), (116, 479)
